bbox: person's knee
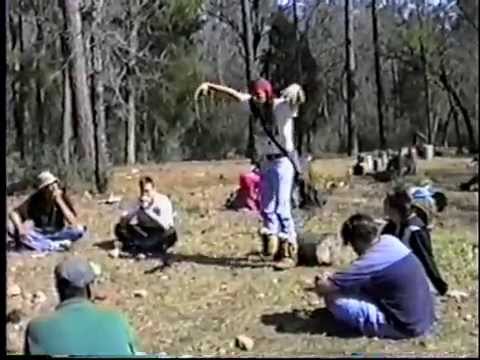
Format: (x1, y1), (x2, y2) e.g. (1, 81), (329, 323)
(114, 223), (129, 241)
(6, 220), (17, 239)
(71, 226), (86, 240)
(164, 228), (178, 249)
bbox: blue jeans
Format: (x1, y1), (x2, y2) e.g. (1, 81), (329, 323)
(260, 157), (296, 243)
(12, 227), (86, 252)
(325, 294), (409, 339)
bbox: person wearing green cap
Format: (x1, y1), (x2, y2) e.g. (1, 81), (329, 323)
(24, 257), (141, 356)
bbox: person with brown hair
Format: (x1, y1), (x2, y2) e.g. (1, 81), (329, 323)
(382, 188), (448, 296)
(7, 171), (86, 252)
(313, 213), (435, 339)
(114, 176), (177, 260)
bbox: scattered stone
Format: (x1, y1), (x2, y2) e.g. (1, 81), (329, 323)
(83, 191), (93, 200)
(235, 335), (254, 351)
(32, 291), (47, 304)
(7, 283), (22, 297)
(464, 314), (473, 322)
(89, 262), (102, 277)
(108, 248), (120, 259)
(256, 293), (265, 299)
(419, 339), (435, 350)
(160, 274), (170, 281)
(447, 290), (469, 302)
(133, 289), (148, 298)
(136, 253), (147, 261)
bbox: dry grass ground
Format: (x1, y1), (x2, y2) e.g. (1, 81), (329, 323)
(6, 157), (479, 356)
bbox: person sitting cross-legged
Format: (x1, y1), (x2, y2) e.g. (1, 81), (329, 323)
(7, 171), (86, 253)
(114, 176), (177, 261)
(313, 213), (435, 339)
(24, 257), (141, 356)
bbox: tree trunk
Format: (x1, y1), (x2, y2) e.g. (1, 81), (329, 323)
(419, 41), (432, 144)
(440, 106), (453, 147)
(371, 0), (386, 149)
(125, 2), (139, 165)
(10, 11), (26, 160)
(61, 0), (96, 170)
(344, 0), (358, 156)
(62, 64), (73, 166)
(449, 94), (463, 151)
(91, 0), (109, 192)
(33, 5), (46, 155)
(431, 114), (441, 146)
(438, 67), (478, 151)
(390, 59), (401, 132)
(240, 0), (257, 161)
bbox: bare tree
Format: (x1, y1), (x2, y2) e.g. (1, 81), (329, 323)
(90, 0), (110, 191)
(61, 0), (96, 173)
(371, 0), (386, 149)
(344, 0), (358, 156)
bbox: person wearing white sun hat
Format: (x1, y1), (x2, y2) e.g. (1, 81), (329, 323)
(7, 170), (86, 253)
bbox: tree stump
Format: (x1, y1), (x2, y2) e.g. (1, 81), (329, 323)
(297, 232), (341, 266)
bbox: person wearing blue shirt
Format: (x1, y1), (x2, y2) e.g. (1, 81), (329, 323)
(313, 213), (435, 339)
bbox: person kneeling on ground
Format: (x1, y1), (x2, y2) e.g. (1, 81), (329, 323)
(382, 188), (448, 296)
(115, 176), (177, 260)
(24, 257), (140, 356)
(313, 214), (435, 339)
(7, 171), (86, 253)
(225, 164), (261, 213)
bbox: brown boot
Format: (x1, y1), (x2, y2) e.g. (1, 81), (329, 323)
(261, 234), (279, 258)
(273, 241), (298, 270)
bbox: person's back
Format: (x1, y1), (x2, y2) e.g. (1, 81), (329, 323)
(330, 234), (435, 338)
(25, 298), (138, 356)
(363, 236), (435, 337)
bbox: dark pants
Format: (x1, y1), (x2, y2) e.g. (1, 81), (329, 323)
(114, 223), (178, 254)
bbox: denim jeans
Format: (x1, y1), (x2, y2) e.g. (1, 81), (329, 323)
(260, 157), (296, 244)
(325, 294), (410, 339)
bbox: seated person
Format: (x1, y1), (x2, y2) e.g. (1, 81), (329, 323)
(226, 165), (261, 213)
(115, 176), (177, 255)
(7, 171), (85, 252)
(382, 189), (448, 296)
(313, 214), (435, 339)
(24, 257), (140, 356)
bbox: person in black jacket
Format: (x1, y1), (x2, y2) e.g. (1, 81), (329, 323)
(381, 190), (448, 296)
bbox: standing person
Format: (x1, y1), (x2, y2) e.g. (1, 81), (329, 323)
(382, 189), (448, 296)
(195, 79), (306, 270)
(114, 176), (177, 263)
(7, 171), (86, 253)
(313, 214), (435, 339)
(24, 257), (140, 355)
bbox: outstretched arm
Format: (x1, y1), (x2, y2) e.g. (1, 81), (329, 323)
(195, 82), (250, 103)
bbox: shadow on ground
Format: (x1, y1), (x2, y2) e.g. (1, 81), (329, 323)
(261, 308), (362, 338)
(170, 253), (269, 270)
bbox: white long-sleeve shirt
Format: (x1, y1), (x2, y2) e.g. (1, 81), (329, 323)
(124, 192), (174, 230)
(238, 94), (298, 156)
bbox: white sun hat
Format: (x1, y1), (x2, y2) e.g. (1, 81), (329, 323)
(36, 170), (59, 190)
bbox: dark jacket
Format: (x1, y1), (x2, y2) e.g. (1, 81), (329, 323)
(382, 216), (448, 296)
